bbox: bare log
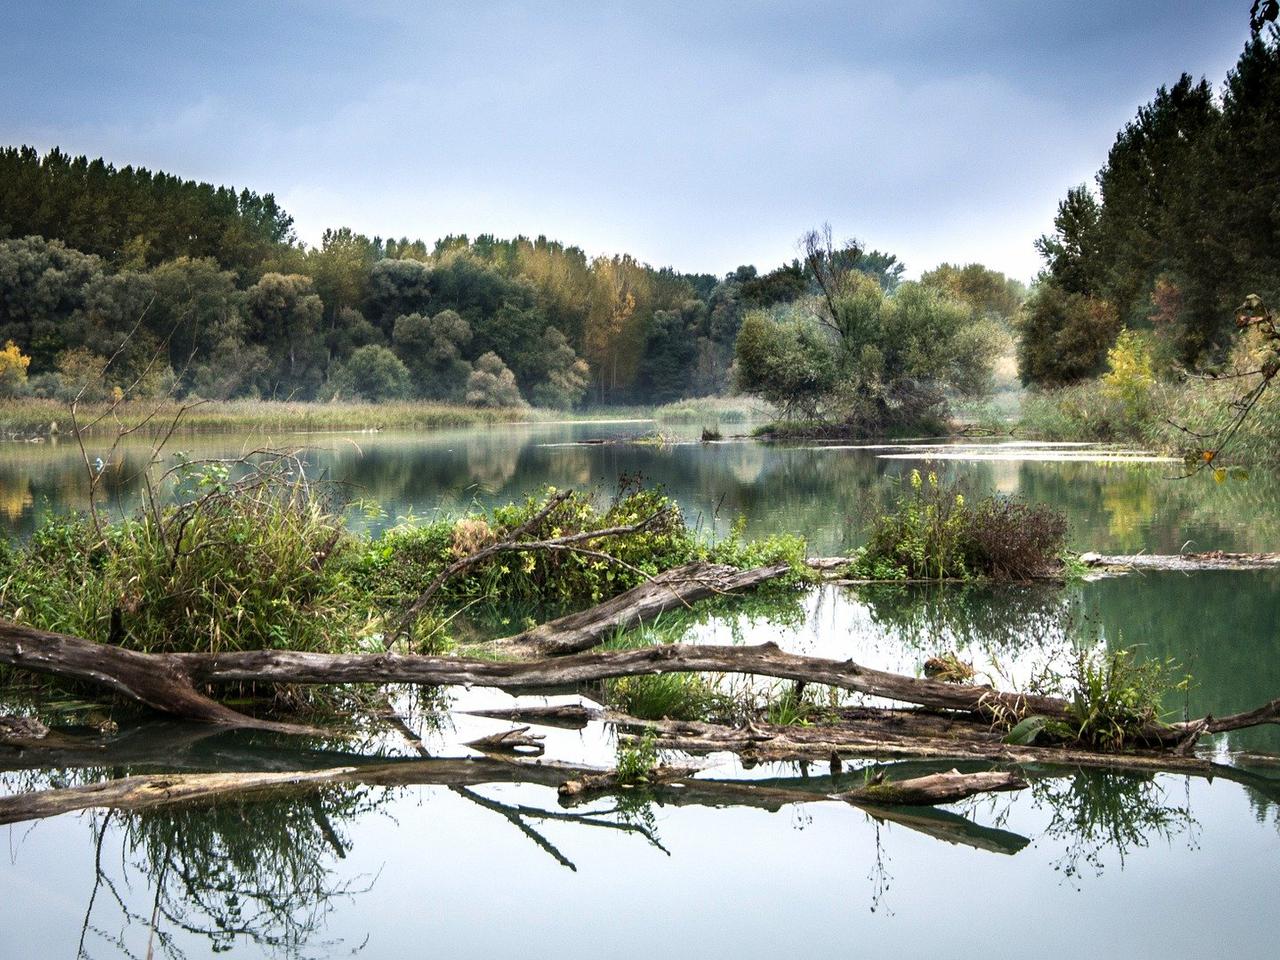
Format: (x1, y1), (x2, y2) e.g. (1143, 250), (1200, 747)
(463, 725), (546, 756)
(5, 620), (1279, 755)
(837, 769), (1027, 805)
(1080, 551), (1280, 572)
(0, 620), (318, 735)
(494, 561), (793, 656)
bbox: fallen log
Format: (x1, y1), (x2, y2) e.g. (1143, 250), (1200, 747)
(1080, 551), (1280, 572)
(4, 619), (1277, 752)
(0, 621), (321, 736)
(493, 561), (793, 656)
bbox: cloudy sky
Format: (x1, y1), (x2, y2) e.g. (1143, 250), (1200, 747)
(0, 1), (1255, 280)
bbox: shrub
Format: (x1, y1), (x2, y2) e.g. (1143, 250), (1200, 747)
(0, 340), (31, 397)
(854, 470), (1067, 581)
(0, 464), (364, 655)
(465, 352), (525, 408)
(332, 344), (411, 401)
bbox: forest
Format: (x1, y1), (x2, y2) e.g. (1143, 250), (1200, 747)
(0, 143), (1021, 419)
(0, 29), (1277, 444)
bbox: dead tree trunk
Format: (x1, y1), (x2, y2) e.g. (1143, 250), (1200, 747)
(3, 619), (1277, 750)
(494, 561), (792, 655)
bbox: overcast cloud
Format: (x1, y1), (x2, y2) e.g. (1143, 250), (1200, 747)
(0, 1), (1253, 280)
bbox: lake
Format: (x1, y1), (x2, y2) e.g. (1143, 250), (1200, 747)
(1, 421), (1278, 959)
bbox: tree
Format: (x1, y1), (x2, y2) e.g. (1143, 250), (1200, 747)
(734, 309), (837, 420)
(243, 273), (325, 398)
(1016, 283), (1121, 386)
(0, 340), (31, 397)
(392, 310), (472, 400)
(920, 263), (1027, 324)
(332, 345), (411, 401)
(465, 352), (525, 407)
(1034, 186), (1103, 296)
(637, 305), (698, 403)
(0, 235), (103, 372)
(531, 327), (589, 408)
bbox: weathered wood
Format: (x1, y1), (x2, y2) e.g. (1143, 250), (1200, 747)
(1081, 551), (1280, 572)
(5, 619), (1277, 754)
(461, 703), (604, 728)
(837, 769), (1027, 805)
(0, 621), (320, 734)
(463, 725), (546, 755)
(558, 763), (700, 798)
(493, 561), (793, 656)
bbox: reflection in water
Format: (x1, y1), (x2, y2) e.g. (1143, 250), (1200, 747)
(1031, 771), (1197, 885)
(10, 753), (1274, 958)
(78, 795), (379, 960)
(7, 426), (1280, 556)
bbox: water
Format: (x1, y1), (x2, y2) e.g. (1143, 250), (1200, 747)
(2, 422), (1278, 958)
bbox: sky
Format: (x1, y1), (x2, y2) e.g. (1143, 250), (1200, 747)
(0, 1), (1256, 281)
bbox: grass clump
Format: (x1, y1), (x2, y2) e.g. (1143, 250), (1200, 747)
(615, 730), (659, 783)
(850, 469), (1067, 581)
(0, 461), (365, 655)
(606, 673), (729, 722)
(1062, 647), (1186, 749)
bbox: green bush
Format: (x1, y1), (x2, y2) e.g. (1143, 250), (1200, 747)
(0, 472), (364, 655)
(853, 469), (1067, 581)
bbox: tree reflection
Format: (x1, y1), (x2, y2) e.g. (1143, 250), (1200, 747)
(77, 789), (381, 959)
(1030, 770), (1198, 886)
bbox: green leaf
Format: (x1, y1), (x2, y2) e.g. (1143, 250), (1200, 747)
(1003, 715), (1049, 745)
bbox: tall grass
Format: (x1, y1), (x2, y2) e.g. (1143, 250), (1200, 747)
(0, 398), (657, 438)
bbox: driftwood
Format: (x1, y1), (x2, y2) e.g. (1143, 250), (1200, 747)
(493, 561), (793, 656)
(463, 725), (546, 755)
(0, 757), (1024, 828)
(4, 620), (1279, 755)
(1081, 551), (1280, 572)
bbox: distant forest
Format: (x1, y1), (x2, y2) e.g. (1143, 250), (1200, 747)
(0, 144), (1021, 408)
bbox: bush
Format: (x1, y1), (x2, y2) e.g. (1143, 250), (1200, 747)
(332, 344), (411, 401)
(854, 470), (1067, 581)
(0, 464), (363, 655)
(465, 352), (525, 408)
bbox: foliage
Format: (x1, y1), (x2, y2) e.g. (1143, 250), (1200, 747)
(331, 344), (411, 401)
(1016, 282), (1121, 386)
(1100, 330), (1157, 426)
(0, 462), (364, 656)
(531, 326), (590, 408)
(607, 673), (726, 722)
(853, 469), (1067, 581)
(736, 232), (1001, 435)
(614, 730), (659, 783)
(465, 351), (525, 407)
(1060, 648), (1186, 749)
(1025, 32), (1280, 378)
(0, 339), (31, 397)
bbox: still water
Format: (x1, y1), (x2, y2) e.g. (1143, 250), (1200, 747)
(1, 421), (1278, 958)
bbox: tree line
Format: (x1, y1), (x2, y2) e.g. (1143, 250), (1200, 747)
(0, 145), (1023, 414)
(1021, 29), (1280, 385)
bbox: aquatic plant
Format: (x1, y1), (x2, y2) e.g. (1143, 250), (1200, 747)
(852, 469), (1067, 581)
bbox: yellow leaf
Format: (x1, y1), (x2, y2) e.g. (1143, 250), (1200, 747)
(1213, 467), (1226, 484)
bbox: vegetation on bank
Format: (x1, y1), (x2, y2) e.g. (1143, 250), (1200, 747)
(733, 230), (1017, 438)
(0, 397), (672, 438)
(1019, 312), (1280, 466)
(0, 470), (807, 667)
